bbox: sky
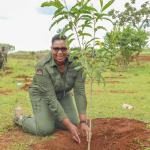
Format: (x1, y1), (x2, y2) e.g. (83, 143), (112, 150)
(0, 0), (149, 51)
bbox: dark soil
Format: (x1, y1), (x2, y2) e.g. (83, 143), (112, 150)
(32, 118), (150, 150)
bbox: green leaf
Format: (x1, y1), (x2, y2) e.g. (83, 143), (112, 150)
(78, 31), (91, 37)
(74, 66), (83, 71)
(101, 17), (114, 23)
(49, 16), (65, 30)
(41, 0), (64, 8)
(99, 0), (103, 7)
(53, 8), (67, 19)
(102, 0), (115, 12)
(86, 37), (100, 45)
(60, 25), (71, 35)
(67, 33), (74, 40)
(94, 26), (107, 32)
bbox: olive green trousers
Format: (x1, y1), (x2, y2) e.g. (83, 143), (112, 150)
(17, 89), (79, 136)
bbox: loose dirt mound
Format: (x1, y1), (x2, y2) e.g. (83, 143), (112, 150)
(32, 118), (150, 150)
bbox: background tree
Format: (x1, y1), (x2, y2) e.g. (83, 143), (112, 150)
(104, 26), (149, 69)
(109, 0), (150, 29)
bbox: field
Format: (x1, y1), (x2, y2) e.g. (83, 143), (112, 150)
(0, 51), (150, 150)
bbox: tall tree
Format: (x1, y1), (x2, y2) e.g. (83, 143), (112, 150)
(109, 0), (150, 29)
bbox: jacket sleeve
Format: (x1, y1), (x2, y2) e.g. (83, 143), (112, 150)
(73, 69), (87, 115)
(31, 65), (68, 122)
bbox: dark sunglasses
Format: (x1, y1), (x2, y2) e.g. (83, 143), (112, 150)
(52, 47), (67, 52)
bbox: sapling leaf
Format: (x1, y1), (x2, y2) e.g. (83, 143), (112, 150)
(49, 16), (66, 30)
(94, 26), (107, 32)
(99, 0), (103, 8)
(102, 0), (115, 12)
(41, 0), (64, 8)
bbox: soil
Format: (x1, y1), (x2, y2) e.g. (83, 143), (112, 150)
(0, 127), (38, 150)
(92, 89), (136, 95)
(110, 90), (136, 94)
(134, 55), (150, 62)
(32, 118), (150, 150)
(14, 74), (32, 91)
(0, 89), (13, 95)
(105, 80), (125, 84)
(105, 76), (127, 79)
(0, 118), (150, 150)
(20, 82), (32, 91)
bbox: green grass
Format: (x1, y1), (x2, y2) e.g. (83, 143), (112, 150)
(0, 53), (150, 149)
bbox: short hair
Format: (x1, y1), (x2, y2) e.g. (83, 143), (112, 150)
(52, 34), (67, 44)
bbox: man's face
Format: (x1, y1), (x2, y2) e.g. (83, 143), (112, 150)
(51, 40), (69, 63)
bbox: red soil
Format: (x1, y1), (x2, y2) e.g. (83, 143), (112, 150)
(135, 55), (150, 62)
(14, 74), (32, 91)
(20, 82), (31, 91)
(0, 89), (13, 95)
(32, 118), (150, 150)
(0, 127), (37, 150)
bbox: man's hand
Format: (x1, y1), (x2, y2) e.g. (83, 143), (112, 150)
(80, 123), (90, 141)
(68, 124), (81, 143)
(62, 118), (81, 143)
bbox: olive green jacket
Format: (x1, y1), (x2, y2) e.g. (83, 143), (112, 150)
(29, 51), (87, 122)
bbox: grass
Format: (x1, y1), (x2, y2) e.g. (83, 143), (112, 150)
(0, 52), (150, 149)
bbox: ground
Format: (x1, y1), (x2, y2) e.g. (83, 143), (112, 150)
(0, 51), (150, 150)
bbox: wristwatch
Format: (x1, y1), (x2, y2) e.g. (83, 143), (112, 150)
(80, 120), (87, 125)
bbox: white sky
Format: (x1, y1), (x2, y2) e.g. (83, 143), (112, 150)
(0, 0), (149, 51)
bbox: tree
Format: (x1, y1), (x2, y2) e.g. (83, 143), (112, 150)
(41, 0), (115, 149)
(109, 0), (150, 29)
(104, 26), (149, 69)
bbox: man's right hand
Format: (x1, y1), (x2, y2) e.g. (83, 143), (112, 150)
(68, 124), (81, 143)
(62, 118), (81, 143)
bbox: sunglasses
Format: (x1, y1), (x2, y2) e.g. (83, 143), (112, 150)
(52, 47), (67, 52)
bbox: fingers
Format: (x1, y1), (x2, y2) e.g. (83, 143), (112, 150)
(72, 128), (81, 144)
(72, 134), (81, 144)
(72, 136), (79, 143)
(75, 130), (81, 143)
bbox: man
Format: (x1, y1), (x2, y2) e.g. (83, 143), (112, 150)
(2, 47), (7, 63)
(14, 34), (90, 143)
(0, 50), (4, 69)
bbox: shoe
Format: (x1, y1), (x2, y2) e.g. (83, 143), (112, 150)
(13, 106), (23, 125)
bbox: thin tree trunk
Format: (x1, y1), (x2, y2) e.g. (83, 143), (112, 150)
(88, 77), (93, 150)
